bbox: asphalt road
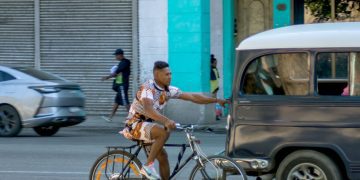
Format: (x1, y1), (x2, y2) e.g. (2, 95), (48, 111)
(0, 126), (228, 180)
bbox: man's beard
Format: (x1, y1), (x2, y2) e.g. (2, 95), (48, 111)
(164, 85), (169, 92)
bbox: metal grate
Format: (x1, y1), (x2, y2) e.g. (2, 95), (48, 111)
(0, 0), (35, 67)
(39, 0), (134, 116)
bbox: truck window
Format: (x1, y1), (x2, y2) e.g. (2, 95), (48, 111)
(316, 52), (360, 96)
(241, 53), (309, 96)
(316, 53), (349, 96)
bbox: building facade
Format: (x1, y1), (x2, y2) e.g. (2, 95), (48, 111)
(2, 0), (359, 121)
(0, 0), (139, 115)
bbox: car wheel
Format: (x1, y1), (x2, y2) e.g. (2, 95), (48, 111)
(0, 105), (22, 137)
(33, 126), (60, 136)
(276, 150), (342, 180)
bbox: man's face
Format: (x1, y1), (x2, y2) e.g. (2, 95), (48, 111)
(154, 67), (172, 87)
(115, 54), (124, 60)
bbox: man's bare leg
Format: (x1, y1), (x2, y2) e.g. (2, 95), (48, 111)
(147, 126), (169, 165)
(109, 103), (119, 119)
(156, 149), (170, 180)
(102, 103), (119, 122)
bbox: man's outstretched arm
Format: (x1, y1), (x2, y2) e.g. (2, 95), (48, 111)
(178, 93), (228, 107)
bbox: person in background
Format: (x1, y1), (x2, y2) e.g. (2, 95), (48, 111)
(342, 84), (350, 96)
(210, 54), (220, 97)
(101, 48), (131, 122)
(210, 54), (222, 120)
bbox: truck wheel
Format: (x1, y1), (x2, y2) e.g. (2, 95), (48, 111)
(33, 126), (60, 136)
(0, 105), (22, 137)
(276, 150), (342, 180)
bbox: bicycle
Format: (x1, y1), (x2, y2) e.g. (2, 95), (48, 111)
(89, 124), (247, 180)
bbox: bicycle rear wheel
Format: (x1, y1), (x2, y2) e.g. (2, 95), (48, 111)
(190, 155), (247, 180)
(89, 150), (144, 180)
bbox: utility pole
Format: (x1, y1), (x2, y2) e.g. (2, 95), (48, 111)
(331, 0), (336, 22)
(331, 0), (336, 78)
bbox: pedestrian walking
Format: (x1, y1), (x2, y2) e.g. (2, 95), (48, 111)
(101, 48), (131, 122)
(210, 54), (222, 120)
(210, 54), (220, 97)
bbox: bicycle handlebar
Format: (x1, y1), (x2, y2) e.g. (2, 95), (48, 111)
(175, 123), (198, 131)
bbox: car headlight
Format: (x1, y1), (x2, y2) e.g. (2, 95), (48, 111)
(29, 86), (61, 93)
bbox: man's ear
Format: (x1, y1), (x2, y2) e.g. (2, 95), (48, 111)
(153, 70), (159, 78)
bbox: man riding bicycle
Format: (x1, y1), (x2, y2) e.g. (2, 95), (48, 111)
(121, 61), (227, 180)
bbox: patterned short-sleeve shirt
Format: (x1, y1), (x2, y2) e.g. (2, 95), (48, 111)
(125, 79), (182, 125)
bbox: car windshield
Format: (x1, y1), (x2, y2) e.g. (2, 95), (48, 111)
(13, 67), (64, 81)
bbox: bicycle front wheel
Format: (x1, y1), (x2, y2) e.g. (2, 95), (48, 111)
(89, 150), (144, 180)
(190, 155), (247, 180)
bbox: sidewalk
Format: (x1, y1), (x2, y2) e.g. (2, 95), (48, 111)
(75, 114), (127, 129)
(75, 114), (228, 133)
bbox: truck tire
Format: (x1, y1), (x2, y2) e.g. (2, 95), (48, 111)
(276, 150), (342, 180)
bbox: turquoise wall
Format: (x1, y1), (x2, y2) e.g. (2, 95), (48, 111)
(273, 0), (291, 28)
(168, 0), (210, 92)
(223, 0), (234, 99)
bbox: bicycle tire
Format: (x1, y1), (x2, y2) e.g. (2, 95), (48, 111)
(189, 155), (247, 180)
(89, 150), (144, 180)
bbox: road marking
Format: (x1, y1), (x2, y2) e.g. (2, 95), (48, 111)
(0, 170), (88, 175)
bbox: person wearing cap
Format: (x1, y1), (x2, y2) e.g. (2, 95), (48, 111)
(210, 54), (222, 121)
(101, 48), (131, 122)
(210, 54), (220, 97)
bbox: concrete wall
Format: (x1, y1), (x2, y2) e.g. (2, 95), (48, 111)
(223, 0), (235, 102)
(166, 0), (215, 124)
(168, 0), (210, 92)
(236, 0), (273, 43)
(273, 0), (291, 28)
(138, 0), (222, 124)
(139, 0), (168, 83)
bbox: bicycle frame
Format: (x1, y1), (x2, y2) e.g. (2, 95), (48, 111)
(104, 143), (201, 179)
(103, 126), (203, 179)
(165, 143), (197, 179)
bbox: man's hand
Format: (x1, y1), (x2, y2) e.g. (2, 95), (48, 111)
(164, 119), (176, 131)
(179, 93), (230, 106)
(217, 99), (229, 107)
(101, 76), (110, 81)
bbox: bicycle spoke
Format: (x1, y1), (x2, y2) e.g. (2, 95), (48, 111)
(90, 150), (143, 180)
(199, 166), (216, 180)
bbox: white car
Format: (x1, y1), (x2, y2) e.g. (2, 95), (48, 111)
(0, 65), (86, 137)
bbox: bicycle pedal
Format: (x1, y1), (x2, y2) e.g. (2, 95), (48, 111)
(109, 173), (120, 180)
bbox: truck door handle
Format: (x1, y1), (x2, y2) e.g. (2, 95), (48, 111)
(239, 101), (250, 103)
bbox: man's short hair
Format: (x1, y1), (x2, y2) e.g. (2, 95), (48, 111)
(153, 61), (169, 72)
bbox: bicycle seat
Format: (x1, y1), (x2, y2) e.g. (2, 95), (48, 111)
(133, 139), (143, 144)
(131, 139), (153, 147)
